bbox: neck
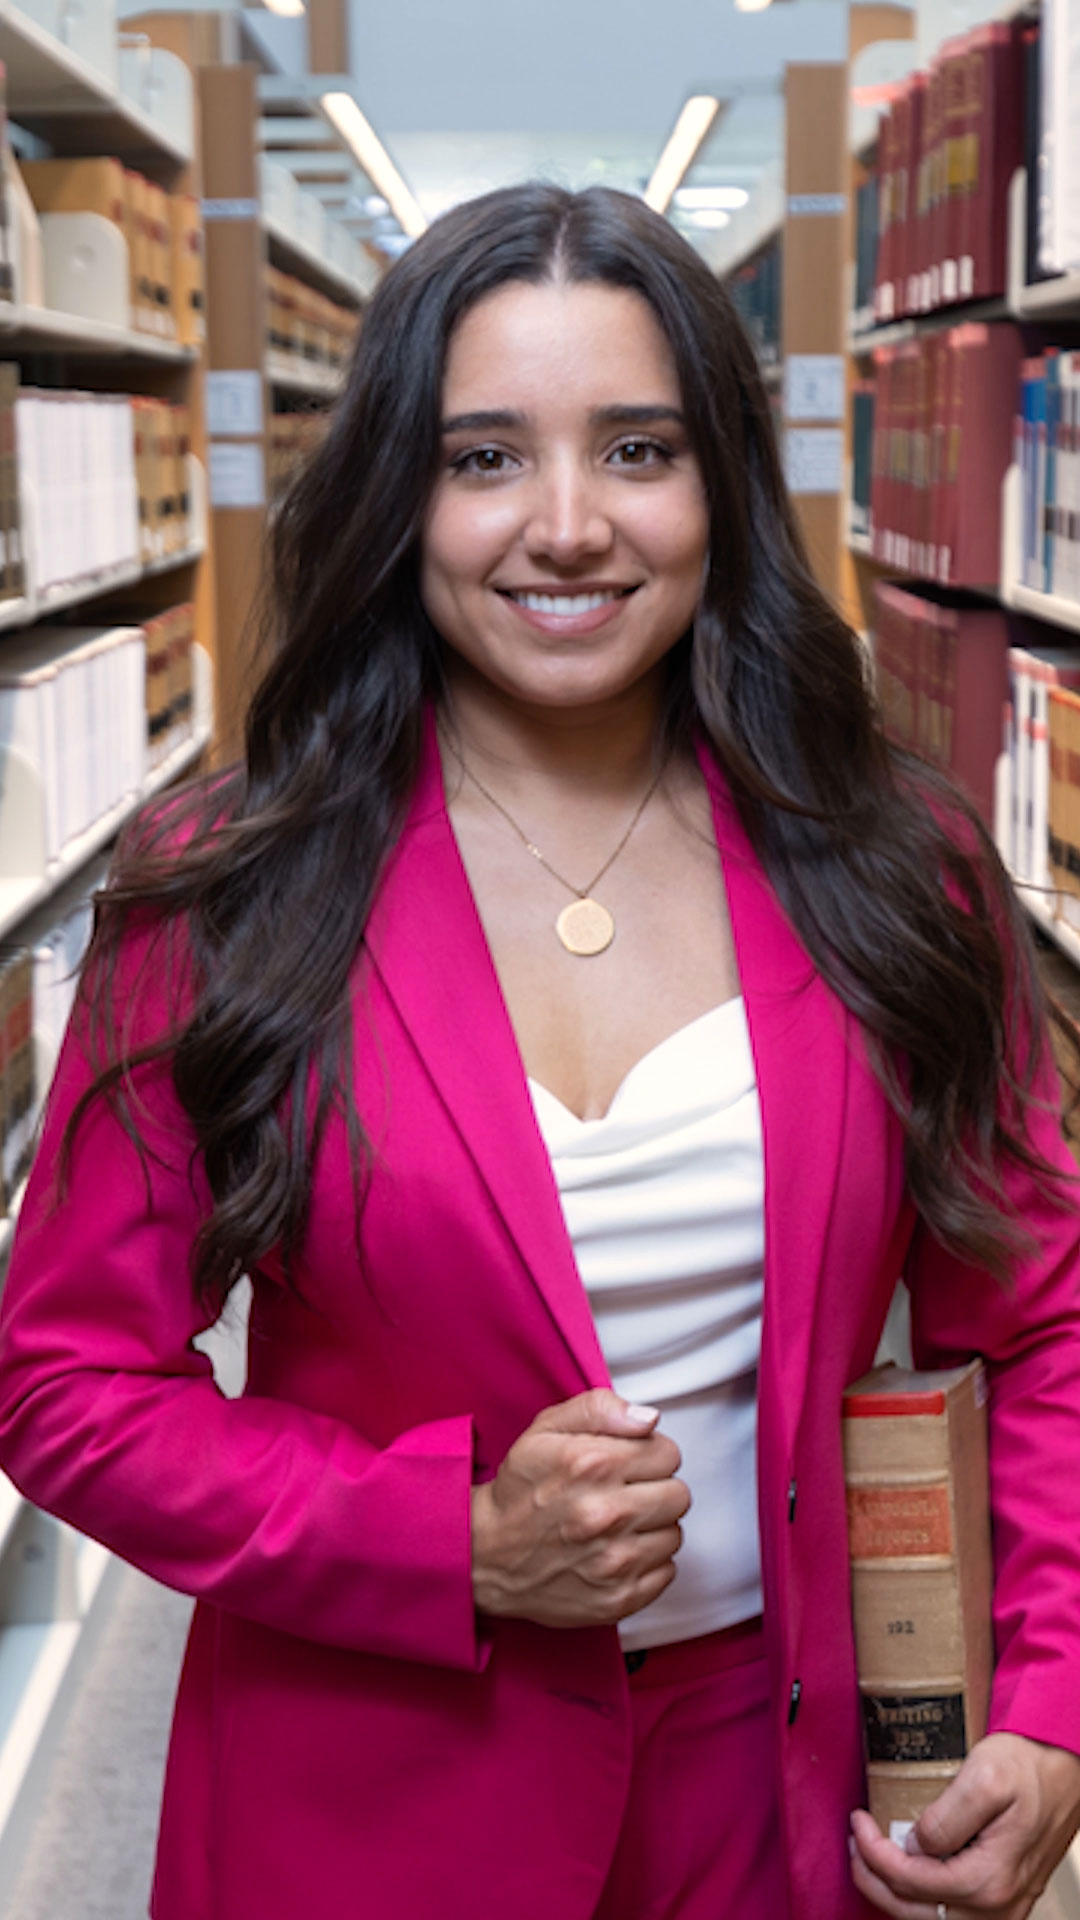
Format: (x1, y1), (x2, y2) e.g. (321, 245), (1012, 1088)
(440, 657), (670, 796)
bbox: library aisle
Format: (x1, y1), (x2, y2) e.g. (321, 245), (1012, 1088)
(3, 1570), (190, 1919)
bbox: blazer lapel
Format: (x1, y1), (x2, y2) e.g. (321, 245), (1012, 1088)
(365, 717), (611, 1392)
(697, 749), (851, 1465)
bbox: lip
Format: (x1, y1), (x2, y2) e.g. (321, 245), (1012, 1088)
(496, 582), (640, 637)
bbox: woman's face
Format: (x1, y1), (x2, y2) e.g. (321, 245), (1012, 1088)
(420, 279), (710, 716)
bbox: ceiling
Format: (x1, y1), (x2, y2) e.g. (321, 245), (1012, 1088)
(247, 0), (985, 273)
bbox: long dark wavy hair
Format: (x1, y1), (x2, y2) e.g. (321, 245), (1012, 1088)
(68, 181), (1075, 1305)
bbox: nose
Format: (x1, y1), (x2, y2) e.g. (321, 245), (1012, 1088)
(523, 456), (615, 566)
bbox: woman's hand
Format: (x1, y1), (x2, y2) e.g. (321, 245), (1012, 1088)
(470, 1387), (690, 1629)
(850, 1732), (1080, 1917)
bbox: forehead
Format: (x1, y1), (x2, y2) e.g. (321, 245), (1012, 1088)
(441, 280), (681, 411)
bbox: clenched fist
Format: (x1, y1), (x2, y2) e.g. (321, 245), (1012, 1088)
(471, 1388), (690, 1629)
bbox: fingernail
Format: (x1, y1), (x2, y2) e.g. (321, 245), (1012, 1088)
(625, 1403), (660, 1425)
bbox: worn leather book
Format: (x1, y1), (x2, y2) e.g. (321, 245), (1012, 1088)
(843, 1359), (992, 1838)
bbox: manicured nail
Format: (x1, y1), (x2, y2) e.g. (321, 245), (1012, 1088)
(625, 1403), (660, 1425)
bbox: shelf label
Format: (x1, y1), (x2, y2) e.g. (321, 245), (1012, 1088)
(201, 198), (260, 222)
(784, 427), (844, 495)
(210, 441), (266, 510)
(787, 193), (847, 217)
(207, 371), (264, 438)
(785, 354), (845, 423)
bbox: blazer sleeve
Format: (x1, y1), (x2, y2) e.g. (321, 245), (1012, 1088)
(904, 1035), (1080, 1757)
(0, 919), (484, 1674)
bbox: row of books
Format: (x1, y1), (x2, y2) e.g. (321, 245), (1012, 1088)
(0, 895), (94, 1216)
(860, 323), (1019, 588)
(143, 603), (197, 770)
(12, 381), (195, 599)
(268, 411), (328, 503)
(726, 239), (781, 373)
(0, 607), (196, 867)
(1048, 683), (1080, 934)
(1016, 350), (1080, 600)
(14, 155), (204, 345)
(866, 17), (1026, 323)
(265, 267), (360, 377)
(871, 579), (1013, 829)
(1002, 641), (1080, 899)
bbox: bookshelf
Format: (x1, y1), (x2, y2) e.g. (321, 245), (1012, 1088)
(0, 4), (212, 1895)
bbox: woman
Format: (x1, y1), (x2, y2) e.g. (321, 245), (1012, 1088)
(0, 184), (1078, 1920)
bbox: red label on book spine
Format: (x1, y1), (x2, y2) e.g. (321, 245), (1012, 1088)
(847, 1483), (953, 1557)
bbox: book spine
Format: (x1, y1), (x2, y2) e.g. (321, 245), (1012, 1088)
(844, 1365), (992, 1834)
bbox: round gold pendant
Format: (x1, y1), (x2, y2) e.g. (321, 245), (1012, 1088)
(556, 898), (615, 956)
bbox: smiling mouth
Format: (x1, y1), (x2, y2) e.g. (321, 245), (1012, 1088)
(500, 587), (638, 615)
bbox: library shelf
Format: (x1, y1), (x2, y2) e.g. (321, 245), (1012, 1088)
(0, 304), (197, 363)
(1007, 169), (1080, 322)
(0, 540), (207, 636)
(0, 0), (192, 164)
(0, 1538), (121, 1904)
(998, 462), (1080, 634)
(264, 216), (369, 309)
(1003, 583), (1080, 635)
(849, 296), (1011, 354)
(0, 709), (211, 948)
(0, 1175), (25, 1267)
(848, 530), (876, 559)
(264, 351), (342, 399)
(1012, 878), (1080, 974)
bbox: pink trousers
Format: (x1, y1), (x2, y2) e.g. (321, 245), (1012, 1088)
(593, 1616), (789, 1920)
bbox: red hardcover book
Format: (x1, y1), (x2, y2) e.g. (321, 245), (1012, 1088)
(871, 347), (895, 564)
(948, 322), (1023, 587)
(890, 82), (912, 320)
(964, 19), (1024, 301)
(875, 102), (899, 323)
(915, 64), (939, 311)
(922, 56), (937, 309)
(939, 33), (970, 306)
(902, 73), (926, 316)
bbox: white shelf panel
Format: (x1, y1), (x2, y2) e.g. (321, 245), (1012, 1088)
(0, 304), (196, 362)
(265, 351), (342, 399)
(1005, 583), (1080, 635)
(0, 1178), (27, 1269)
(0, 543), (205, 636)
(264, 215), (365, 308)
(0, 2), (191, 163)
(0, 719), (210, 947)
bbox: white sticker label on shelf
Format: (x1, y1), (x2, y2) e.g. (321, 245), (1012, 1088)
(785, 354), (845, 423)
(201, 198), (260, 222)
(787, 193), (846, 217)
(207, 371), (264, 438)
(784, 427), (844, 496)
(210, 441), (266, 510)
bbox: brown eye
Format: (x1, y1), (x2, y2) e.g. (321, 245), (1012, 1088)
(610, 439), (670, 468)
(453, 447), (516, 476)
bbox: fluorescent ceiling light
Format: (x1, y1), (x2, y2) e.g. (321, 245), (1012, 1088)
(262, 0), (305, 15)
(320, 92), (428, 238)
(674, 186), (749, 211)
(734, 0), (773, 13)
(681, 208), (732, 229)
(644, 96), (721, 214)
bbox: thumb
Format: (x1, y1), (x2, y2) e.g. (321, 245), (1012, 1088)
(533, 1388), (661, 1438)
(908, 1750), (1014, 1860)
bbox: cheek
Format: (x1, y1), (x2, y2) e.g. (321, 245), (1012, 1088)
(421, 492), (517, 599)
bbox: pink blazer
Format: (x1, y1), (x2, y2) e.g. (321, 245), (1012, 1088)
(1, 723), (1079, 1920)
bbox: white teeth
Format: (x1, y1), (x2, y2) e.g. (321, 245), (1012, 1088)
(513, 591), (623, 615)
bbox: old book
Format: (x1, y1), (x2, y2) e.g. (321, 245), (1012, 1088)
(843, 1359), (993, 1838)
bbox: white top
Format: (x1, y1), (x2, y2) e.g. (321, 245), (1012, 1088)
(528, 997), (765, 1650)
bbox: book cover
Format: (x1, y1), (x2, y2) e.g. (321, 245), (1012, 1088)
(843, 1359), (992, 1836)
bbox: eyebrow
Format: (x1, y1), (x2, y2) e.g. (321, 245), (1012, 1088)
(439, 404), (687, 435)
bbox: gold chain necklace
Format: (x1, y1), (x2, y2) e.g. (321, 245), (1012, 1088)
(443, 734), (665, 956)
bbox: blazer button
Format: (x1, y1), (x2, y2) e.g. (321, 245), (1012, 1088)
(787, 1477), (798, 1523)
(787, 1679), (802, 1726)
